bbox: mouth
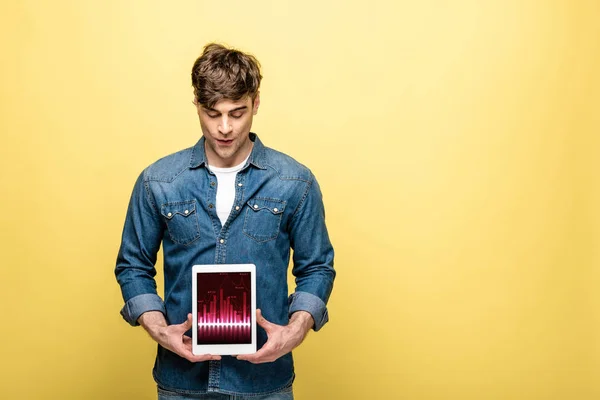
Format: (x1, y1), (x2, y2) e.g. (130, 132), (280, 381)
(216, 139), (234, 146)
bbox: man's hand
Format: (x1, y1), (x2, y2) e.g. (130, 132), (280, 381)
(237, 309), (313, 364)
(138, 311), (221, 363)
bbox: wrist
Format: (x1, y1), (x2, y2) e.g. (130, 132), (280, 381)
(138, 311), (168, 340)
(288, 311), (314, 335)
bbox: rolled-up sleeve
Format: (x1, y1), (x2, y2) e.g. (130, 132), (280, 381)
(288, 173), (335, 332)
(288, 291), (329, 331)
(120, 293), (166, 325)
(115, 171), (165, 326)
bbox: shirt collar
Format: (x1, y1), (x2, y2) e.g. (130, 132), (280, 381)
(189, 132), (267, 170)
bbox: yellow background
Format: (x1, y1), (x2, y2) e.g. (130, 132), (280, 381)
(1, 1), (598, 399)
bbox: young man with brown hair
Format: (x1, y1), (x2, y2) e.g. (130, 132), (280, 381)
(115, 43), (335, 399)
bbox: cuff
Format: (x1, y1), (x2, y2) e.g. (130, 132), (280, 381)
(288, 291), (329, 331)
(120, 293), (165, 326)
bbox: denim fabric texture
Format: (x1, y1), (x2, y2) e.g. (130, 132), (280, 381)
(115, 133), (335, 396)
(157, 383), (293, 399)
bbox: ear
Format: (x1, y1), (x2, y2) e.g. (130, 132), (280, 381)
(253, 92), (260, 115)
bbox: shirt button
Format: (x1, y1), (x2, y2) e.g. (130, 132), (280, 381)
(219, 239), (224, 244)
(253, 204), (259, 209)
(167, 212), (172, 217)
(208, 204), (214, 209)
(210, 182), (216, 187)
(184, 210), (189, 215)
(238, 183), (243, 187)
(235, 206), (240, 211)
(273, 208), (278, 212)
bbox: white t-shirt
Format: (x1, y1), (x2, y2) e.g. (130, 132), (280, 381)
(208, 156), (249, 226)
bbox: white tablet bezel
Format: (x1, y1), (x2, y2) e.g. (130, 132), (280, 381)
(192, 264), (257, 356)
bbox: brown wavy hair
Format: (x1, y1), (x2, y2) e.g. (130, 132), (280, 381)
(191, 43), (262, 108)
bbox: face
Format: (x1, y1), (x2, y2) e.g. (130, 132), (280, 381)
(196, 95), (260, 168)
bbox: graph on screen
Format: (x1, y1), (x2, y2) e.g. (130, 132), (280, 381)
(196, 272), (252, 344)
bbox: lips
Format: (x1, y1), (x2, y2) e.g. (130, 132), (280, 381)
(216, 139), (233, 146)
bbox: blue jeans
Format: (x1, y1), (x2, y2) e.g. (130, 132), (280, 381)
(157, 385), (294, 400)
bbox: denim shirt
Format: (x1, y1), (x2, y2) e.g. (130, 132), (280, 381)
(115, 133), (335, 396)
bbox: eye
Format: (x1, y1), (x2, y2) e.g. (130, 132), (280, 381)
(230, 112), (243, 119)
(206, 113), (219, 118)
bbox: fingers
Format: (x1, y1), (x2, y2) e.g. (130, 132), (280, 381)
(256, 309), (276, 333)
(179, 313), (193, 332)
(237, 346), (274, 364)
(168, 314), (221, 362)
(177, 337), (221, 362)
(237, 340), (282, 364)
(237, 310), (285, 364)
(187, 353), (221, 363)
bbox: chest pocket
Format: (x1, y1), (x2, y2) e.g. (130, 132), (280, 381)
(243, 198), (286, 243)
(161, 200), (200, 245)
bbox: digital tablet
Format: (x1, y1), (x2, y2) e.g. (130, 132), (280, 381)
(192, 264), (257, 355)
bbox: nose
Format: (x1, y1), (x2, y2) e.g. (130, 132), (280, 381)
(218, 115), (233, 135)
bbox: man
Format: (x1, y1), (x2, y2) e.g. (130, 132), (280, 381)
(115, 43), (335, 399)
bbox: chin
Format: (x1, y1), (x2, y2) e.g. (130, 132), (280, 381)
(218, 150), (236, 159)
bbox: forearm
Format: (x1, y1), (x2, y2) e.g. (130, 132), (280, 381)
(138, 310), (168, 342)
(289, 310), (313, 330)
(288, 310), (314, 342)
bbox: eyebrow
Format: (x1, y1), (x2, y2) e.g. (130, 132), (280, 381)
(204, 106), (248, 113)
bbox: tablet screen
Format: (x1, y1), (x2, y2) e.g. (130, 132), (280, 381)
(196, 272), (252, 345)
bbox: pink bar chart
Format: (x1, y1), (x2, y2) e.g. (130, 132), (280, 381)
(196, 272), (251, 344)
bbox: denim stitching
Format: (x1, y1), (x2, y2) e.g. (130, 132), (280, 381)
(242, 198), (286, 243)
(264, 162), (310, 183)
(290, 173), (314, 222)
(160, 200), (200, 245)
(142, 174), (159, 214)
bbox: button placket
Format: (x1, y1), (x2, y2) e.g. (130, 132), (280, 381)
(233, 172), (246, 216)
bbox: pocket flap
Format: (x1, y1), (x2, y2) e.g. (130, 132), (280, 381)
(246, 198), (286, 215)
(161, 200), (197, 220)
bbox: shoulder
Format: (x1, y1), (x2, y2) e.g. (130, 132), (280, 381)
(142, 146), (194, 183)
(262, 146), (313, 183)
